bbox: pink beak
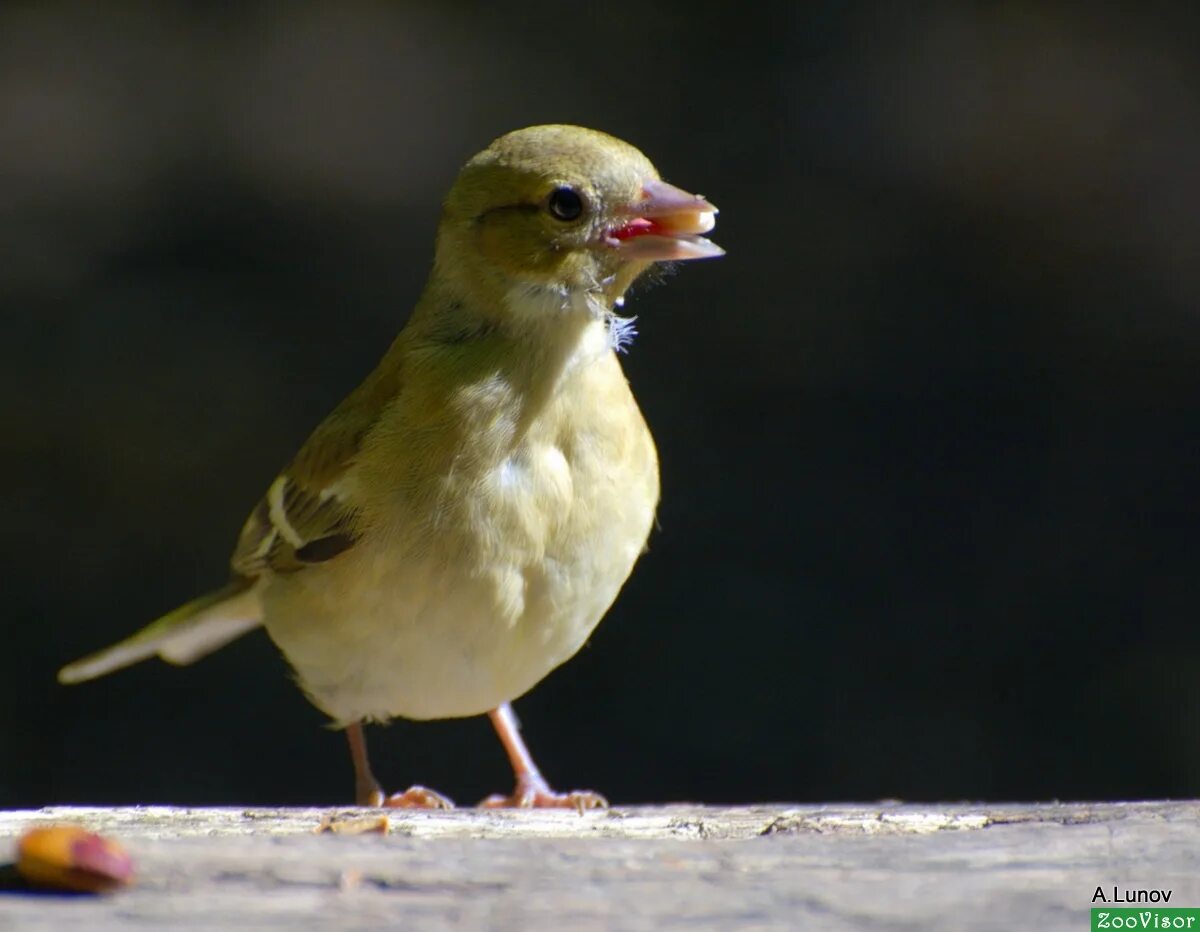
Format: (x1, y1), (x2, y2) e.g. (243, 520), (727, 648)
(605, 179), (724, 262)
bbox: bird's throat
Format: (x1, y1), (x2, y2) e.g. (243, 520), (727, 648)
(406, 275), (621, 441)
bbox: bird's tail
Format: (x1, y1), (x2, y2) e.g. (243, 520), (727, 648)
(57, 577), (264, 684)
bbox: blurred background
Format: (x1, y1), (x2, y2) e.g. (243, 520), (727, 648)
(4, 1), (1200, 808)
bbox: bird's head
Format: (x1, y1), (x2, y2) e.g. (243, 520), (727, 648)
(435, 125), (722, 321)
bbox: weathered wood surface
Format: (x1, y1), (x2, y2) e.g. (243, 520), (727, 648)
(1, 802), (1198, 930)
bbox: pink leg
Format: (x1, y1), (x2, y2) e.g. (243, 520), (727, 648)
(345, 722), (454, 809)
(478, 703), (606, 810)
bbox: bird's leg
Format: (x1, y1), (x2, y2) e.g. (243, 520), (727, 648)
(345, 721), (454, 809)
(478, 703), (607, 810)
(346, 722), (385, 806)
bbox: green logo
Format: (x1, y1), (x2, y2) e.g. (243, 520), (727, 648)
(1092, 909), (1199, 930)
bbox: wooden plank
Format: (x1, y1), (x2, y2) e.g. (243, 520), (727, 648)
(1, 803), (1197, 929)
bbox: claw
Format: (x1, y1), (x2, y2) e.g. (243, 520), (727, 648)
(478, 774), (606, 812)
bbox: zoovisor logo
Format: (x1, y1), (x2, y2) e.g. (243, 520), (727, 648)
(1091, 909), (1199, 930)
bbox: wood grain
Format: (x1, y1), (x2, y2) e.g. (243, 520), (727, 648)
(1, 803), (1196, 930)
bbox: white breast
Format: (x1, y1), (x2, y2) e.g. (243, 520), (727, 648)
(261, 325), (659, 725)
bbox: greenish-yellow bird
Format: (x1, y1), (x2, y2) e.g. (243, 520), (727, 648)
(59, 124), (723, 808)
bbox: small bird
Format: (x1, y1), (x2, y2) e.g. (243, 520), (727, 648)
(59, 124), (722, 808)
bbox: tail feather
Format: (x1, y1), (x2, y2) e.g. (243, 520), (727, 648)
(58, 578), (263, 684)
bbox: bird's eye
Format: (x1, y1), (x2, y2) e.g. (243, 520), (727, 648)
(547, 187), (584, 222)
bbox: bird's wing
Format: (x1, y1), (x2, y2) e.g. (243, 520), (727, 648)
(56, 436), (366, 683)
(57, 350), (406, 686)
(230, 474), (360, 575)
(230, 355), (404, 577)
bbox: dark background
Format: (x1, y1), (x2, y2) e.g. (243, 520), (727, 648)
(5, 2), (1200, 808)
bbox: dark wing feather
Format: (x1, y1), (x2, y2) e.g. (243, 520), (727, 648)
(230, 346), (405, 577)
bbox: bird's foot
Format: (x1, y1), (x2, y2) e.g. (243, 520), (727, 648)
(358, 783), (454, 809)
(346, 722), (453, 808)
(478, 773), (607, 811)
(381, 785), (455, 809)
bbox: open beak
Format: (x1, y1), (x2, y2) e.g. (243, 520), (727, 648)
(605, 179), (724, 261)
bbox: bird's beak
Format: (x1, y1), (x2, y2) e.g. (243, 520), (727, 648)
(605, 179), (724, 261)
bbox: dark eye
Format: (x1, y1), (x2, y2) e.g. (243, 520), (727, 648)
(547, 186), (584, 221)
